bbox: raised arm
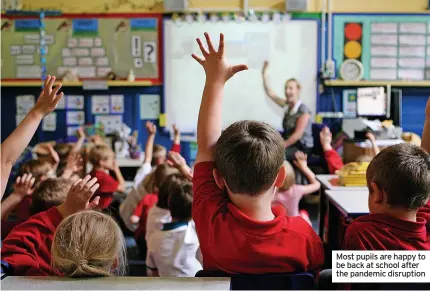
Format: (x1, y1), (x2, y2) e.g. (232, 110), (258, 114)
(171, 124), (181, 153)
(168, 151), (193, 181)
(422, 98), (430, 153)
(72, 127), (86, 153)
(143, 121), (156, 164)
(284, 113), (310, 148)
(112, 160), (126, 193)
(0, 76), (63, 198)
(365, 132), (380, 156)
(262, 61), (286, 108)
(293, 152), (321, 195)
(192, 33), (248, 163)
(320, 127), (344, 174)
(1, 174), (35, 221)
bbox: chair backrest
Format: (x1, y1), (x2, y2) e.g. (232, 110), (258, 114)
(195, 270), (315, 290)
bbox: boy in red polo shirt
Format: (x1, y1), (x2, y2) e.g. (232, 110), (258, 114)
(343, 143), (430, 251)
(88, 145), (125, 209)
(1, 175), (100, 275)
(190, 33), (324, 274)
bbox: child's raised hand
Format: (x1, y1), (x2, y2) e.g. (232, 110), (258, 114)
(57, 175), (100, 217)
(319, 127), (332, 146)
(65, 152), (84, 174)
(168, 151), (187, 169)
(192, 33), (248, 84)
(47, 144), (60, 165)
(365, 132), (376, 142)
(77, 127), (86, 139)
(173, 124), (180, 136)
(146, 121), (157, 135)
(262, 61), (269, 75)
(14, 174), (36, 198)
(33, 75), (64, 117)
(293, 151), (308, 170)
(426, 97), (430, 117)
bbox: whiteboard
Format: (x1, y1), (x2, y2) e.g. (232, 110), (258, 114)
(164, 20), (318, 132)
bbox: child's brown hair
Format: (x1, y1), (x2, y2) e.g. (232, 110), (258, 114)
(52, 210), (126, 277)
(280, 161), (295, 191)
(88, 145), (114, 166)
(151, 164), (179, 193)
(157, 173), (188, 209)
(31, 178), (72, 215)
(366, 143), (430, 209)
(168, 181), (193, 221)
(54, 143), (73, 161)
(19, 159), (54, 183)
(215, 120), (285, 195)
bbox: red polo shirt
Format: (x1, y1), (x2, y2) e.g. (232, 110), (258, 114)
(324, 149), (344, 174)
(1, 207), (63, 275)
(134, 193), (159, 241)
(90, 170), (119, 209)
(343, 213), (429, 250)
(192, 161), (324, 274)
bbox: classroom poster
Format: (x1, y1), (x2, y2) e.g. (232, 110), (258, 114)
(16, 95), (35, 114)
(56, 96), (67, 109)
(67, 95), (84, 109)
(91, 95), (110, 114)
(139, 94), (160, 119)
(110, 95), (124, 113)
(95, 115), (123, 134)
(66, 111), (85, 125)
(42, 113), (57, 131)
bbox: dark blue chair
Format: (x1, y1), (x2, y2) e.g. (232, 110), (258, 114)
(195, 270), (315, 290)
(307, 123), (327, 171)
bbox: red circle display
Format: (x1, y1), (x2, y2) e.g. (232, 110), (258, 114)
(344, 23), (362, 40)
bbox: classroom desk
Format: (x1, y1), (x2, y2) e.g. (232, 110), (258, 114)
(315, 175), (366, 241)
(325, 190), (369, 255)
(1, 276), (231, 290)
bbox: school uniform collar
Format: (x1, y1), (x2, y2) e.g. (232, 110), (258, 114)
(227, 203), (286, 236)
(162, 221), (188, 231)
(287, 100), (302, 115)
(354, 213), (427, 235)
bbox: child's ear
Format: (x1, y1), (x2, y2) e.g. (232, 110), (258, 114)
(274, 165), (287, 188)
(213, 168), (226, 190)
(369, 181), (384, 204)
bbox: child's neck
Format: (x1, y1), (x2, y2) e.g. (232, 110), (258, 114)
(375, 207), (418, 222)
(94, 166), (108, 173)
(230, 191), (275, 221)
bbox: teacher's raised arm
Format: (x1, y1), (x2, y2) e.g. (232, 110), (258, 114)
(262, 61), (313, 162)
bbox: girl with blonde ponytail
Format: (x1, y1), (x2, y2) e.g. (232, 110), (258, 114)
(51, 210), (126, 277)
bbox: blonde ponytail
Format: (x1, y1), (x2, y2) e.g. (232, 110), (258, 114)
(52, 210), (126, 277)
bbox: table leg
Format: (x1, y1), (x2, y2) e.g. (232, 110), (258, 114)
(328, 202), (340, 251)
(318, 187), (327, 240)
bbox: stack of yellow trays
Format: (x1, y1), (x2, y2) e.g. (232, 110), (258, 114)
(338, 162), (369, 187)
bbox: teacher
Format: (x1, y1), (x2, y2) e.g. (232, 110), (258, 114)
(262, 61), (313, 162)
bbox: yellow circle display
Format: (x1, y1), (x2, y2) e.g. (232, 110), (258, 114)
(344, 41), (362, 59)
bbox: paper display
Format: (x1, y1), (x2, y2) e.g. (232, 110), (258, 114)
(71, 48), (90, 57)
(398, 58), (425, 68)
(110, 95), (124, 113)
(43, 35), (55, 45)
(10, 45), (22, 55)
(398, 46), (426, 57)
(370, 46), (397, 57)
(398, 69), (424, 80)
(76, 67), (96, 78)
(399, 23), (426, 34)
(78, 57), (93, 66)
(95, 115), (123, 134)
(92, 96), (110, 114)
(94, 37), (102, 47)
(371, 35), (397, 45)
(78, 38), (94, 47)
(96, 57), (109, 66)
(342, 90), (357, 118)
(22, 45), (36, 54)
(371, 23), (397, 33)
(16, 95), (35, 114)
(17, 66), (41, 78)
(42, 113), (57, 131)
(56, 95), (67, 109)
(131, 35), (142, 57)
(91, 48), (105, 57)
(399, 35), (426, 45)
(24, 34), (40, 44)
(370, 58), (397, 68)
(96, 67), (112, 77)
(66, 111), (85, 125)
(143, 41), (157, 63)
(67, 38), (78, 47)
(67, 95), (84, 109)
(426, 70), (430, 80)
(370, 69), (397, 80)
(63, 57), (77, 66)
(62, 48), (72, 57)
(16, 55), (34, 65)
(140, 94), (160, 119)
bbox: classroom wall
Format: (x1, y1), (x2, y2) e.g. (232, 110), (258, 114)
(13, 0), (430, 13)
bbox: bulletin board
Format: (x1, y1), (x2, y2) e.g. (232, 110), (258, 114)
(1, 14), (162, 82)
(333, 14), (430, 81)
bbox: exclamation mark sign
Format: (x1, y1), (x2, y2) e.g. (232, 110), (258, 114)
(131, 35), (141, 57)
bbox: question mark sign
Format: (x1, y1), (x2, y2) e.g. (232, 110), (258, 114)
(144, 42), (155, 63)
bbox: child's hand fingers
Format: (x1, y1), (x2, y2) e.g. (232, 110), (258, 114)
(191, 54), (204, 65)
(196, 38), (209, 57)
(84, 177), (98, 191)
(87, 196), (100, 209)
(44, 75), (51, 89)
(89, 183), (100, 194)
(16, 176), (22, 185)
(204, 32), (216, 53)
(217, 33), (224, 55)
(47, 75), (56, 90)
(51, 83), (62, 98)
(29, 177), (36, 188)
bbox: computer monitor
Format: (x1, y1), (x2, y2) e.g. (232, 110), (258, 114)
(356, 87), (386, 117)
